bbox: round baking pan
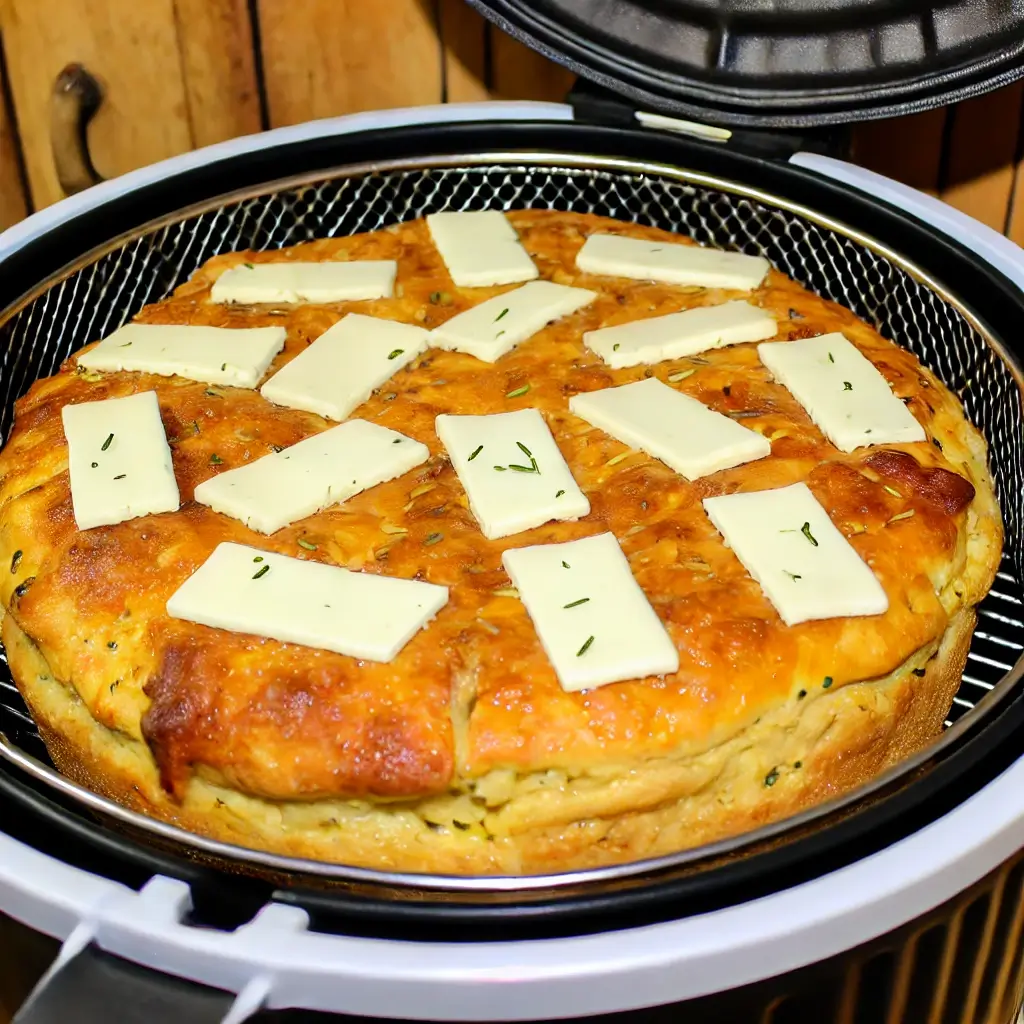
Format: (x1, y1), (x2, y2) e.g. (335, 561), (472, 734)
(1, 110), (1023, 1021)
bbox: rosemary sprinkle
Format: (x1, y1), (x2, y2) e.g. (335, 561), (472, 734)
(506, 384), (530, 399)
(576, 635), (595, 657)
(887, 510), (915, 524)
(101, 433), (114, 451)
(252, 564), (270, 579)
(388, 348), (404, 360)
(667, 369), (696, 383)
(468, 445), (484, 461)
(800, 522), (818, 547)
(564, 597), (590, 609)
(297, 538), (317, 551)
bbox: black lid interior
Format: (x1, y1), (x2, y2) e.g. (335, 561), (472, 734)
(467, 0), (1024, 127)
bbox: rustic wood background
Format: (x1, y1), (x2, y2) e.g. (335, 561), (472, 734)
(0, 1), (1022, 242)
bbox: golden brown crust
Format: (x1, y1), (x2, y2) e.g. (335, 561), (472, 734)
(3, 605), (974, 874)
(0, 209), (1003, 874)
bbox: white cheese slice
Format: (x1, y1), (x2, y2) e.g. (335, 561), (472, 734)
(77, 324), (286, 389)
(210, 260), (397, 305)
(757, 332), (926, 453)
(436, 408), (589, 540)
(584, 300), (777, 368)
(62, 391), (180, 530)
(569, 377), (770, 480)
(502, 533), (679, 692)
(429, 281), (597, 363)
(260, 313), (429, 421)
(167, 541), (448, 662)
(427, 211), (538, 287)
(194, 419), (428, 535)
(577, 233), (770, 291)
(703, 482), (889, 626)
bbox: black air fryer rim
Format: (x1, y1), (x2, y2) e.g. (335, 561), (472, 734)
(0, 121), (1023, 939)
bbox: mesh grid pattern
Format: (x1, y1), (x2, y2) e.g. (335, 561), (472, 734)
(0, 161), (1021, 756)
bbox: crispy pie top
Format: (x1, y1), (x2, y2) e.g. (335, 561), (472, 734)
(0, 211), (1000, 804)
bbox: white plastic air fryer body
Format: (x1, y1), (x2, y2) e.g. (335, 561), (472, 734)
(0, 103), (1022, 1022)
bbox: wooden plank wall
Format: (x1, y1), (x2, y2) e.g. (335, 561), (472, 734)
(0, 0), (1023, 243)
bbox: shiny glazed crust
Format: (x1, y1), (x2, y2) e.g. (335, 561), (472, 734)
(0, 210), (1003, 875)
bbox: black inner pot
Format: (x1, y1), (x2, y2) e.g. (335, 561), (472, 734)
(1, 120), (1023, 941)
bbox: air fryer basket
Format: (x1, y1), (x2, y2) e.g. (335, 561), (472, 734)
(1, 154), (1023, 899)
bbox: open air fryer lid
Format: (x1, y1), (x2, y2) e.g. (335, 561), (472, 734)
(466, 0), (1024, 128)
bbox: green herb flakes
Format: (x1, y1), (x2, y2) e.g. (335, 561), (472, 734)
(783, 570), (802, 581)
(494, 308), (510, 322)
(253, 556), (264, 562)
(424, 532), (444, 546)
(576, 635), (595, 657)
(797, 689), (807, 700)
(516, 441), (533, 459)
(764, 768), (779, 788)
(388, 349), (404, 360)
(101, 433), (114, 451)
(887, 510), (915, 524)
(209, 454), (224, 465)
(506, 384), (530, 399)
(828, 352), (834, 363)
(244, 262), (255, 269)
(113, 473), (126, 480)
(10, 550), (22, 573)
(843, 381), (852, 391)
(882, 485), (902, 498)
(91, 462), (98, 468)
(800, 522), (818, 547)
(667, 369), (696, 383)
(493, 465), (508, 472)
(297, 539), (317, 551)
(555, 489), (565, 498)
(468, 445), (483, 461)
(252, 564), (270, 580)
(823, 676), (833, 688)
(562, 561), (570, 569)
(564, 597), (590, 609)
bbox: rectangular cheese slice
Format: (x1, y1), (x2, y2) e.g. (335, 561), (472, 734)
(577, 233), (770, 291)
(502, 533), (679, 692)
(569, 377), (770, 480)
(260, 314), (429, 421)
(702, 482), (889, 626)
(430, 281), (596, 363)
(77, 323), (286, 389)
(194, 419), (428, 534)
(427, 211), (538, 288)
(62, 391), (180, 530)
(584, 300), (777, 368)
(168, 541), (448, 662)
(210, 260), (397, 305)
(436, 408), (589, 540)
(757, 333), (926, 453)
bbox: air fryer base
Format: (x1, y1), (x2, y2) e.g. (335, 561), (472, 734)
(7, 842), (1024, 1023)
(1, 105), (1024, 1023)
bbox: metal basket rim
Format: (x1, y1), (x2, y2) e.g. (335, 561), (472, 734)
(0, 149), (1022, 894)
